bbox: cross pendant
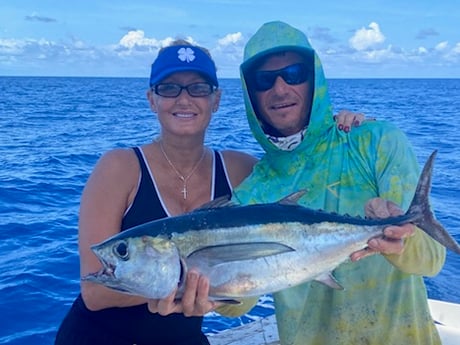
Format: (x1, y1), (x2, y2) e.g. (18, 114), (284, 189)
(181, 185), (187, 199)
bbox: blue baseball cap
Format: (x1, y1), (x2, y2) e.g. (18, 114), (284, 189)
(149, 45), (218, 87)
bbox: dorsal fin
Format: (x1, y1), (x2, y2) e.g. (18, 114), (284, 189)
(277, 190), (308, 205)
(193, 195), (235, 211)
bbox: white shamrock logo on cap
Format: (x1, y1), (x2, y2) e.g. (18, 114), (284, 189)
(177, 47), (195, 63)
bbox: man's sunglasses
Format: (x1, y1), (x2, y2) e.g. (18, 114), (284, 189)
(253, 63), (310, 92)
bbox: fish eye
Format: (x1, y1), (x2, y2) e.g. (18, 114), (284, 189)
(113, 241), (129, 260)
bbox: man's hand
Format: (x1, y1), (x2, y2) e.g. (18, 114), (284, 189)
(147, 270), (217, 316)
(350, 198), (415, 261)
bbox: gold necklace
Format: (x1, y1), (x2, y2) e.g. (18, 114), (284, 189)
(159, 141), (206, 200)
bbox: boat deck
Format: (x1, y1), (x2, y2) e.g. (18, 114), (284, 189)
(208, 299), (460, 345)
(208, 314), (278, 345)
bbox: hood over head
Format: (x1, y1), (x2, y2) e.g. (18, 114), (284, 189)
(240, 21), (334, 155)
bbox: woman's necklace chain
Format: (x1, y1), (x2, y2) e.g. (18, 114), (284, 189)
(159, 141), (206, 200)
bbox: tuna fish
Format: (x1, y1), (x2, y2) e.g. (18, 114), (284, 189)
(83, 150), (460, 301)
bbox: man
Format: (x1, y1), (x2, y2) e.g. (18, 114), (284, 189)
(232, 21), (445, 344)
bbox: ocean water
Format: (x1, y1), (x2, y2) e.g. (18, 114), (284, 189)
(1, 77), (459, 344)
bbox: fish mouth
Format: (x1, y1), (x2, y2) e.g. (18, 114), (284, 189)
(82, 257), (116, 282)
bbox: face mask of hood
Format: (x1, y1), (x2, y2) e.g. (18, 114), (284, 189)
(266, 128), (308, 151)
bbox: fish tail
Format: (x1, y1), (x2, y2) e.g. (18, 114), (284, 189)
(406, 150), (460, 254)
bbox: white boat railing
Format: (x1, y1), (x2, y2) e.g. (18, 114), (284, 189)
(428, 299), (460, 344)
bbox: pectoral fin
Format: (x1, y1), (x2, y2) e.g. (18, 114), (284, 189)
(314, 272), (344, 290)
(187, 242), (295, 265)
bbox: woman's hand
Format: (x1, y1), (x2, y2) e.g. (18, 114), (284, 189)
(147, 270), (217, 317)
(334, 110), (375, 132)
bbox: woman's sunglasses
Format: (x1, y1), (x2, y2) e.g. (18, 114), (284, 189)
(253, 63), (310, 92)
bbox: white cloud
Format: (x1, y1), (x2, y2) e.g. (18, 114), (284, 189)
(117, 31), (203, 50)
(217, 32), (243, 46)
(0, 27), (458, 78)
(0, 38), (26, 54)
(0, 37), (62, 57)
(357, 46), (394, 63)
(349, 22), (385, 51)
(114, 31), (205, 59)
(418, 46), (428, 54)
(435, 41), (448, 51)
(118, 30), (160, 49)
(453, 43), (460, 54)
(211, 32), (245, 76)
(441, 42), (460, 62)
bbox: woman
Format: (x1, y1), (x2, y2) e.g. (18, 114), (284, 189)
(55, 39), (365, 345)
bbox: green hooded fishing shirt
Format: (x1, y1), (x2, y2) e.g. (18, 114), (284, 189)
(231, 21), (445, 345)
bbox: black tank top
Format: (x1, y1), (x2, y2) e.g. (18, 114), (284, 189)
(122, 147), (232, 228)
(55, 148), (232, 345)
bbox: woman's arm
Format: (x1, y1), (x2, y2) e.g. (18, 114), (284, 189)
(79, 149), (149, 311)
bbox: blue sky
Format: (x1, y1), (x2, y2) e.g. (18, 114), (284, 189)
(1, 0), (459, 78)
